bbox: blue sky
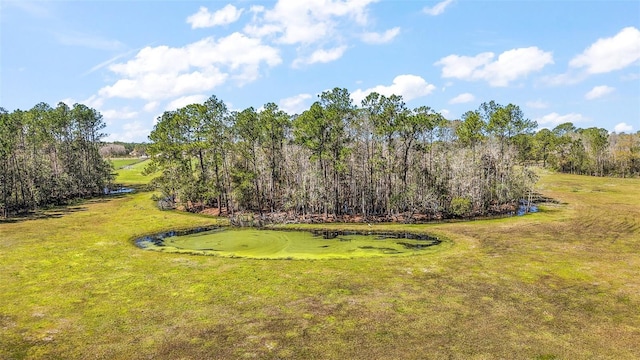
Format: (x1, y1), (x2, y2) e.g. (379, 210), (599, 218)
(2, 0), (639, 142)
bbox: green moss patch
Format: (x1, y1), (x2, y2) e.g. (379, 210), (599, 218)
(135, 227), (442, 259)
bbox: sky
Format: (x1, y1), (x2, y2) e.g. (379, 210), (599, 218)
(1, 0), (639, 142)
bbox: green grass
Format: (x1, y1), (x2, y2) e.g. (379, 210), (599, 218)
(108, 158), (146, 170)
(0, 169), (639, 359)
(111, 158), (156, 185)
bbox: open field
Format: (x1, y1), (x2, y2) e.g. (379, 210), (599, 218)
(108, 158), (147, 170)
(1, 169), (638, 359)
(110, 159), (155, 185)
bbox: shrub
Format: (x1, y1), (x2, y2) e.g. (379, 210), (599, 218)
(450, 197), (472, 217)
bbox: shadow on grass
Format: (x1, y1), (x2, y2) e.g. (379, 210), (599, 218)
(0, 184), (151, 224)
(0, 206), (89, 223)
(536, 206), (564, 214)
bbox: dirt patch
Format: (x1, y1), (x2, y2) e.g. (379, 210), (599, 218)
(199, 207), (220, 216)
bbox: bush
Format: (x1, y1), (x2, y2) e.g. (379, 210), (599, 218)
(450, 197), (472, 217)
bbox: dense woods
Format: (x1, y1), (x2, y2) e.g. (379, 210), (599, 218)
(145, 90), (543, 222)
(0, 103), (112, 217)
(2, 93), (637, 221)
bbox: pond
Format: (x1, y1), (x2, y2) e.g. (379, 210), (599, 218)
(516, 200), (539, 216)
(134, 227), (443, 259)
(104, 186), (135, 195)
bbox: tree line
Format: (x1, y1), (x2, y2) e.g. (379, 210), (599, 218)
(145, 90), (541, 221)
(0, 103), (112, 218)
(3, 93), (635, 220)
(526, 123), (640, 177)
(99, 141), (148, 158)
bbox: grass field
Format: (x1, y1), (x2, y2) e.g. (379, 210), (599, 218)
(0, 168), (638, 359)
(108, 158), (147, 170)
(110, 158), (155, 185)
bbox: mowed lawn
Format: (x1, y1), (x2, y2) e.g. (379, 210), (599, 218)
(110, 159), (156, 185)
(0, 169), (638, 359)
(108, 158), (146, 170)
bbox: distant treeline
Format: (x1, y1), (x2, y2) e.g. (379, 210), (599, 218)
(99, 141), (148, 158)
(528, 124), (640, 177)
(0, 103), (112, 217)
(146, 90), (541, 220)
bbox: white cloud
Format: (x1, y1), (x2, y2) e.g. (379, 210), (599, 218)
(187, 5), (244, 28)
(448, 92), (475, 104)
(244, 23), (282, 39)
(570, 27), (640, 74)
(436, 52), (494, 79)
(351, 74), (436, 104)
(108, 33), (282, 78)
(84, 49), (140, 76)
(143, 101), (159, 113)
(63, 97), (136, 126)
(243, 0), (394, 69)
(244, 0), (377, 45)
(535, 112), (588, 127)
(166, 95), (208, 111)
(585, 85), (615, 100)
(293, 46), (347, 67)
(539, 28), (639, 86)
(440, 109), (451, 118)
(99, 71), (228, 101)
(82, 95), (105, 109)
(540, 71), (586, 86)
(101, 108), (139, 125)
(423, 0), (455, 16)
(526, 100), (549, 109)
(59, 95), (104, 110)
(435, 47), (554, 87)
(613, 122), (634, 133)
(279, 93), (312, 114)
(104, 121), (152, 142)
(108, 46), (188, 78)
(249, 5), (265, 15)
(361, 27), (400, 44)
(102, 109), (139, 120)
(99, 32), (281, 101)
